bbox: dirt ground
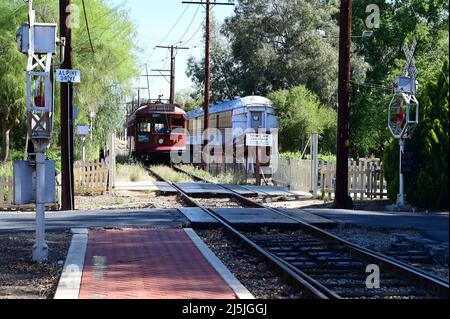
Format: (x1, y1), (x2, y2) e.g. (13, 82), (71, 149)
(75, 190), (183, 210)
(0, 231), (71, 299)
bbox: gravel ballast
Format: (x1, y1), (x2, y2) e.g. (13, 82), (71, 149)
(196, 228), (304, 299)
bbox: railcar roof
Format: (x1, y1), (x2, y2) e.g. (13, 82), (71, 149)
(132, 103), (186, 116)
(186, 96), (273, 120)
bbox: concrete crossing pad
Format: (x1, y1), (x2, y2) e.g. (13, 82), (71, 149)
(241, 186), (298, 197)
(211, 208), (299, 226)
(175, 183), (233, 196)
(178, 207), (219, 226)
(277, 208), (338, 227)
(154, 182), (178, 195)
(219, 184), (258, 197)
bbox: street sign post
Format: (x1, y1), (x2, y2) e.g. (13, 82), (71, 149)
(246, 134), (273, 185)
(76, 125), (90, 162)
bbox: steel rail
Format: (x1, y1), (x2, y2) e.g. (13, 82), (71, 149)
(173, 165), (449, 299)
(148, 166), (335, 299)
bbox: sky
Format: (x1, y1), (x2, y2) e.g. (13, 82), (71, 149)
(106, 0), (236, 101)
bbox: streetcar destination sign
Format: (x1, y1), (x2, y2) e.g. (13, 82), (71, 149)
(56, 69), (81, 83)
(246, 134), (273, 147)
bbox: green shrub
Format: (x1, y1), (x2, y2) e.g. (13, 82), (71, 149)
(9, 149), (25, 161)
(268, 85), (337, 154)
(46, 148), (62, 175)
(0, 161), (13, 180)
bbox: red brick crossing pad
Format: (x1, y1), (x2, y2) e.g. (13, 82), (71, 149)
(79, 229), (237, 299)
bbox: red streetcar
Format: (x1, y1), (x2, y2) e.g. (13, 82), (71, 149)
(126, 102), (187, 162)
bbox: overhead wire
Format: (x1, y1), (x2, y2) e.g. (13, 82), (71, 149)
(174, 4), (201, 45)
(180, 22), (204, 46)
(147, 4), (191, 63)
(81, 0), (95, 54)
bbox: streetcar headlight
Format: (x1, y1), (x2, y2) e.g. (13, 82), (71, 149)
(158, 138), (164, 145)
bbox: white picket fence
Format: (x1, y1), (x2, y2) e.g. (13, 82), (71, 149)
(74, 159), (109, 195)
(273, 156), (387, 200)
(271, 157), (312, 192)
(319, 157), (387, 200)
(0, 176), (60, 211)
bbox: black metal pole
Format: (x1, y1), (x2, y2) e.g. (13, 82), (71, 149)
(60, 0), (74, 211)
(333, 0), (354, 209)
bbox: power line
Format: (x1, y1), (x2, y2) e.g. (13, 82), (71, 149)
(180, 22), (203, 46)
(81, 0), (94, 54)
(350, 80), (392, 92)
(174, 4), (201, 45)
(148, 5), (191, 63)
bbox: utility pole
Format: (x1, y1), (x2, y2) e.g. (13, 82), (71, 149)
(333, 0), (354, 209)
(182, 1), (235, 160)
(134, 87), (148, 109)
(155, 45), (189, 104)
(60, 0), (75, 211)
(204, 1), (211, 149)
(145, 64), (151, 100)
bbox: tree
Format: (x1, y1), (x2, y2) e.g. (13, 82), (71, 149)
(0, 0), (139, 162)
(186, 16), (240, 104)
(222, 0), (369, 105)
(383, 60), (449, 209)
(69, 0), (138, 160)
(349, 0), (449, 157)
(175, 88), (203, 112)
(0, 1), (27, 162)
(268, 85), (336, 153)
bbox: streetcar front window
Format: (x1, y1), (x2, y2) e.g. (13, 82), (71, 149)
(152, 114), (169, 134)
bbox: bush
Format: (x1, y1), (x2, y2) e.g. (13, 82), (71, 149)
(46, 148), (62, 175)
(0, 161), (13, 180)
(383, 61), (449, 209)
(9, 149), (25, 161)
(268, 85), (336, 154)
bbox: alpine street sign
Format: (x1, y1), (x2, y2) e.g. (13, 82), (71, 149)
(56, 69), (81, 83)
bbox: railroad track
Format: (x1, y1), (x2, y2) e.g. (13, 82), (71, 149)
(149, 165), (449, 299)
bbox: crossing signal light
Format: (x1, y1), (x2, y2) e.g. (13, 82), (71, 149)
(34, 78), (45, 107)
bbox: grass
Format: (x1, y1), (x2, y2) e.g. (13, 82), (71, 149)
(116, 162), (148, 183)
(150, 165), (192, 183)
(115, 197), (125, 205)
(280, 152), (337, 163)
(178, 164), (237, 184)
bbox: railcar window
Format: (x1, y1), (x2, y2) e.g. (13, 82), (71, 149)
(218, 111), (232, 128)
(153, 114), (169, 133)
(171, 117), (185, 127)
(138, 120), (152, 132)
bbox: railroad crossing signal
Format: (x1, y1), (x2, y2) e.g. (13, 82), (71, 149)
(387, 39), (420, 210)
(15, 0), (59, 263)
